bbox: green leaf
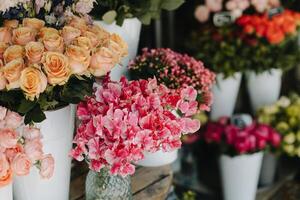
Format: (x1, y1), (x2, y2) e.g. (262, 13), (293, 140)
(18, 99), (37, 114)
(102, 10), (117, 24)
(24, 105), (46, 124)
(161, 0), (185, 10)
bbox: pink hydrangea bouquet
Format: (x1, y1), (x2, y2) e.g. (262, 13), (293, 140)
(129, 48), (215, 112)
(71, 76), (201, 176)
(0, 106), (54, 188)
(0, 16), (127, 124)
(203, 117), (281, 155)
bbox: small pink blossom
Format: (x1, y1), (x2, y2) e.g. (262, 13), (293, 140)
(24, 139), (44, 162)
(194, 5), (210, 23)
(39, 154), (54, 179)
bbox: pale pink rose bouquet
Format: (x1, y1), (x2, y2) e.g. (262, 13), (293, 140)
(0, 106), (54, 188)
(71, 76), (201, 176)
(0, 16), (127, 124)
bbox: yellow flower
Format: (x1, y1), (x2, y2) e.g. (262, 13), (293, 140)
(296, 131), (300, 141)
(295, 147), (300, 157)
(283, 133), (296, 144)
(276, 122), (289, 133)
(283, 144), (295, 156)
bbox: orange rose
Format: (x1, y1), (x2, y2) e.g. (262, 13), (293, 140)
(0, 42), (8, 60)
(38, 27), (59, 39)
(12, 27), (36, 46)
(61, 26), (81, 45)
(89, 47), (117, 77)
(73, 36), (93, 51)
(23, 18), (45, 31)
(82, 31), (101, 48)
(66, 45), (91, 75)
(25, 41), (44, 64)
(42, 33), (64, 53)
(0, 154), (12, 187)
(0, 72), (7, 90)
(0, 27), (12, 44)
(89, 25), (110, 46)
(266, 25), (285, 44)
(282, 17), (296, 34)
(2, 58), (24, 89)
(68, 16), (88, 33)
(42, 52), (70, 85)
(108, 33), (128, 60)
(20, 66), (47, 100)
(3, 45), (24, 64)
(4, 20), (19, 29)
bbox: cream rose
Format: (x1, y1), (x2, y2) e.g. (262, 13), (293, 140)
(25, 41), (44, 64)
(66, 45), (91, 75)
(12, 27), (36, 46)
(73, 36), (93, 51)
(0, 27), (12, 44)
(0, 42), (8, 60)
(42, 33), (64, 53)
(38, 27), (59, 39)
(61, 26), (81, 45)
(12, 153), (31, 176)
(4, 20), (19, 29)
(23, 18), (45, 31)
(2, 58), (24, 89)
(3, 45), (24, 63)
(89, 47), (117, 77)
(20, 66), (47, 100)
(42, 52), (70, 85)
(108, 33), (128, 60)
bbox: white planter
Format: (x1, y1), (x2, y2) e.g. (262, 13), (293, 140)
(94, 18), (142, 81)
(219, 152), (263, 200)
(259, 152), (278, 186)
(0, 183), (12, 200)
(137, 150), (178, 167)
(14, 105), (76, 200)
(210, 72), (242, 121)
(246, 69), (282, 113)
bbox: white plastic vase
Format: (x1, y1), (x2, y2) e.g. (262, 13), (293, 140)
(13, 105), (76, 200)
(219, 152), (263, 200)
(0, 183), (12, 200)
(94, 18), (142, 81)
(137, 150), (178, 167)
(259, 152), (278, 186)
(246, 69), (282, 113)
(210, 72), (242, 121)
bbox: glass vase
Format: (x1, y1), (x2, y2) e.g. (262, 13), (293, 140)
(85, 168), (132, 200)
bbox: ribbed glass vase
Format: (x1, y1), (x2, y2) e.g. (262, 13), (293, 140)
(85, 168), (132, 200)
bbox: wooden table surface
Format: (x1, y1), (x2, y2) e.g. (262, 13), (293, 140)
(70, 163), (173, 200)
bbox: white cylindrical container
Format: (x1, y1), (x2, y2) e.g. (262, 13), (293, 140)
(94, 18), (142, 81)
(210, 72), (242, 121)
(259, 152), (278, 186)
(219, 152), (263, 200)
(0, 183), (12, 200)
(14, 105), (75, 200)
(137, 150), (178, 167)
(246, 69), (282, 113)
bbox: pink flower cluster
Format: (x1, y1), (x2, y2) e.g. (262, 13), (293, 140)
(71, 76), (201, 176)
(129, 48), (215, 112)
(0, 106), (54, 188)
(203, 117), (281, 154)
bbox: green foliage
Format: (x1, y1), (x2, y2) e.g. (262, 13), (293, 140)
(91, 0), (184, 25)
(0, 75), (94, 124)
(186, 26), (246, 78)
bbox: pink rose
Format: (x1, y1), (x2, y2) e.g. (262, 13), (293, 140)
(194, 5), (210, 23)
(5, 110), (23, 129)
(23, 126), (41, 140)
(5, 144), (23, 163)
(12, 153), (31, 176)
(0, 106), (7, 120)
(0, 153), (12, 187)
(0, 129), (17, 148)
(226, 1), (237, 10)
(179, 118), (201, 134)
(39, 154), (54, 179)
(205, 0), (223, 12)
(24, 139), (43, 162)
(0, 27), (12, 44)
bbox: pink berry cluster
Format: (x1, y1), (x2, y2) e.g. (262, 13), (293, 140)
(203, 117), (281, 155)
(129, 48), (215, 112)
(71, 76), (201, 176)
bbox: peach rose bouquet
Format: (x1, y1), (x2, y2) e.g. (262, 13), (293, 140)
(0, 106), (54, 188)
(0, 17), (127, 124)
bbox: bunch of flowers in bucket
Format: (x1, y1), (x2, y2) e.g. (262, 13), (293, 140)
(129, 48), (215, 112)
(0, 107), (54, 187)
(203, 116), (281, 155)
(71, 76), (201, 176)
(0, 16), (127, 124)
(257, 94), (300, 157)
